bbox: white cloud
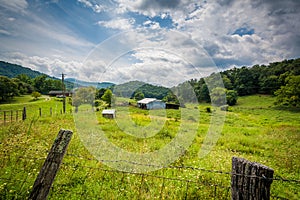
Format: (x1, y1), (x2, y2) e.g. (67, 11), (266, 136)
(80, 29), (218, 86)
(112, 0), (299, 68)
(0, 0), (299, 86)
(97, 18), (135, 30)
(0, 0), (28, 12)
(77, 0), (106, 13)
(142, 20), (160, 30)
(1, 52), (86, 80)
(0, 29), (11, 36)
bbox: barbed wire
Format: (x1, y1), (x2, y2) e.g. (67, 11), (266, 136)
(65, 153), (300, 184)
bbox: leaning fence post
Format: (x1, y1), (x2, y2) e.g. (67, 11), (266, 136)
(28, 129), (73, 200)
(231, 157), (274, 200)
(22, 107), (26, 120)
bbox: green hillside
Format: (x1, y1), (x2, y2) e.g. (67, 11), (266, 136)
(0, 61), (45, 78)
(113, 80), (171, 99)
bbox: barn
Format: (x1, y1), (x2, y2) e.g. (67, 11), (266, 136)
(102, 109), (116, 119)
(137, 98), (166, 110)
(49, 90), (73, 97)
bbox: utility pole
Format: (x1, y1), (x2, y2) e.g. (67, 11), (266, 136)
(61, 73), (66, 114)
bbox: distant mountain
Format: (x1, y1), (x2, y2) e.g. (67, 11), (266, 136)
(113, 80), (171, 99)
(0, 61), (46, 78)
(65, 78), (115, 89)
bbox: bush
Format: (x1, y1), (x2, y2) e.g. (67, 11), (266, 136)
(31, 91), (41, 100)
(206, 107), (211, 113)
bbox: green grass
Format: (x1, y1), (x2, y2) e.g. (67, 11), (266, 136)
(0, 95), (299, 199)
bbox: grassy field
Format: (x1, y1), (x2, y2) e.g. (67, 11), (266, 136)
(0, 95), (299, 199)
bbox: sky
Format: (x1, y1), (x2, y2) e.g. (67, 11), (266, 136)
(0, 0), (299, 87)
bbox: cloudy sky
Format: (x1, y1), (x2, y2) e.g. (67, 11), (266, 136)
(0, 0), (299, 86)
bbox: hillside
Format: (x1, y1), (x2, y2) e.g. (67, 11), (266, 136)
(113, 80), (171, 99)
(65, 78), (114, 89)
(0, 61), (46, 78)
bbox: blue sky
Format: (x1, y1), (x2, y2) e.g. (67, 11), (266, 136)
(0, 0), (299, 86)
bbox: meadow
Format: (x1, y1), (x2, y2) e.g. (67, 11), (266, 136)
(0, 95), (299, 199)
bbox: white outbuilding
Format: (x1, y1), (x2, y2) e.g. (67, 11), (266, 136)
(102, 109), (116, 119)
(137, 98), (166, 110)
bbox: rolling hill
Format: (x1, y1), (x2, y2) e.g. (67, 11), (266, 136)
(0, 61), (46, 78)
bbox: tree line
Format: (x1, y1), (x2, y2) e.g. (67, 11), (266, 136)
(0, 74), (63, 101)
(174, 58), (300, 107)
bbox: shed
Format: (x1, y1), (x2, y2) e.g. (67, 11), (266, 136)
(137, 98), (166, 110)
(166, 103), (180, 110)
(102, 109), (116, 119)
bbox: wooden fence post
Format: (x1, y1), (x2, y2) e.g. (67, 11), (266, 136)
(231, 157), (274, 200)
(16, 110), (18, 121)
(50, 107), (52, 116)
(11, 110), (13, 123)
(28, 129), (73, 200)
(22, 107), (26, 120)
(4, 111), (6, 124)
(39, 108), (42, 117)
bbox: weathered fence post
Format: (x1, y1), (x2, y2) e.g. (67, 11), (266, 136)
(4, 111), (6, 124)
(22, 107), (26, 120)
(50, 107), (52, 116)
(16, 110), (18, 121)
(39, 108), (42, 117)
(28, 129), (73, 200)
(231, 157), (274, 200)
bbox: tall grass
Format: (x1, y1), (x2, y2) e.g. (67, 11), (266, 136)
(0, 95), (299, 199)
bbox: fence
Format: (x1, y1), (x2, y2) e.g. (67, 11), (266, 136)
(0, 107), (73, 125)
(1, 130), (299, 199)
(0, 107), (25, 125)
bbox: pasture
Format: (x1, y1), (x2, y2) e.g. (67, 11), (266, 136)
(0, 95), (299, 199)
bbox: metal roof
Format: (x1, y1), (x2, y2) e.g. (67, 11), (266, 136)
(137, 98), (158, 104)
(102, 109), (116, 114)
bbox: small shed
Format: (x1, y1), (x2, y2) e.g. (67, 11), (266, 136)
(102, 109), (116, 119)
(137, 98), (166, 110)
(166, 103), (180, 110)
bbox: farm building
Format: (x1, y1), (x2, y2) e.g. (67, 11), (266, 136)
(166, 103), (180, 110)
(137, 98), (166, 110)
(49, 90), (73, 97)
(102, 109), (116, 119)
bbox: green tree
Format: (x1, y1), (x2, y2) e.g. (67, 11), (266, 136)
(0, 76), (18, 101)
(210, 87), (227, 106)
(222, 75), (233, 90)
(259, 75), (279, 95)
(226, 90), (238, 106)
(162, 92), (179, 104)
(211, 87), (238, 106)
(33, 75), (48, 94)
(73, 87), (96, 105)
(234, 67), (256, 96)
(96, 88), (107, 99)
(275, 75), (300, 107)
(16, 74), (32, 84)
(134, 91), (145, 101)
(101, 89), (113, 107)
(31, 91), (41, 100)
(72, 96), (82, 113)
(94, 99), (108, 109)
